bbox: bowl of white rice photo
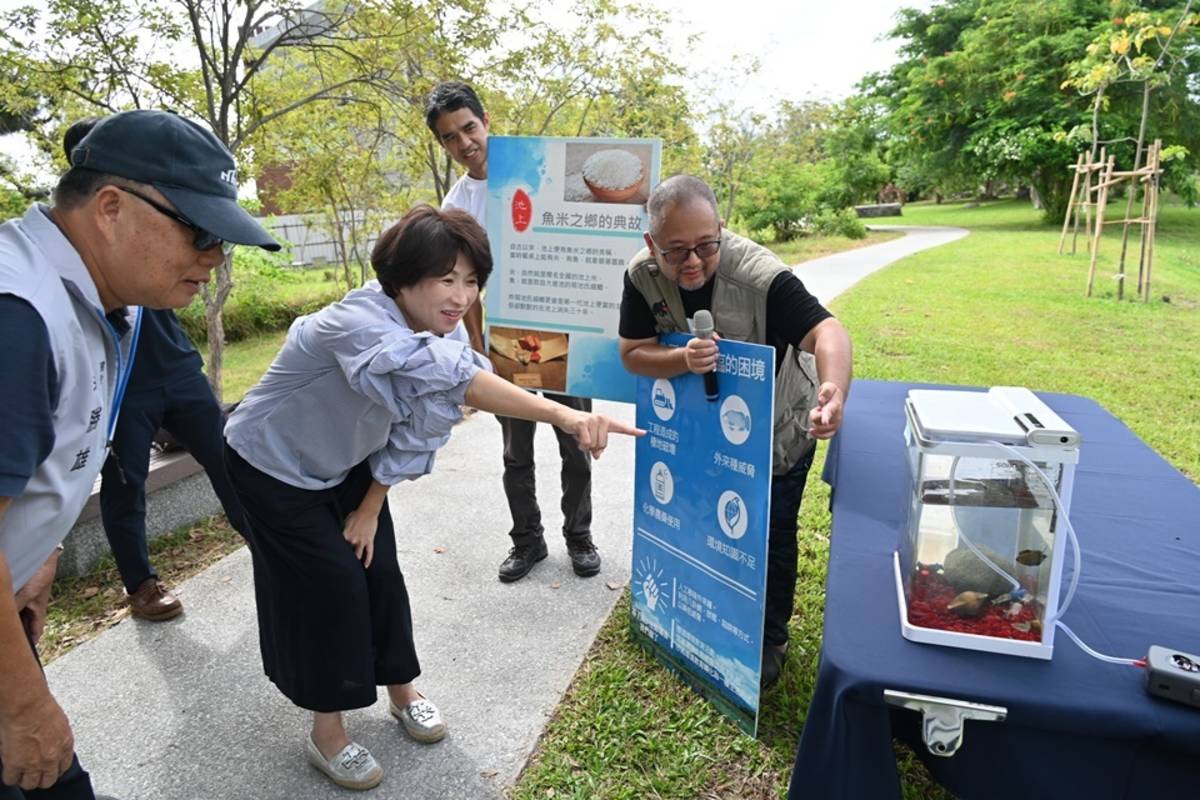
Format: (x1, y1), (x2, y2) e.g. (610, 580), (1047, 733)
(581, 148), (645, 202)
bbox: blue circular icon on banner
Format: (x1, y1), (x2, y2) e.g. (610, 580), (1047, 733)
(720, 395), (752, 445)
(652, 379), (676, 422)
(717, 489), (748, 540)
(724, 497), (742, 528)
(650, 461), (674, 504)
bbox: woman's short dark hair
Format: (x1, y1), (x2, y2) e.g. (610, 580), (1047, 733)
(372, 205), (492, 297)
(424, 81), (486, 135)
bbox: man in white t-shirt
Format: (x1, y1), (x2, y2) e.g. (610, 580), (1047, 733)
(425, 82), (600, 583)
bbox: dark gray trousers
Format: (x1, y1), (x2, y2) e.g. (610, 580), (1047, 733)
(497, 394), (593, 547)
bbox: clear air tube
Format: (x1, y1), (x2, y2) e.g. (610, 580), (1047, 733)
(945, 441), (1137, 666)
(946, 455), (1021, 592)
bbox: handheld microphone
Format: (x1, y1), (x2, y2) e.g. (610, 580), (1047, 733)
(693, 309), (719, 402)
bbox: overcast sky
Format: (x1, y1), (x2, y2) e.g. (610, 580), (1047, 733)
(659, 0), (932, 112)
(0, 0), (934, 168)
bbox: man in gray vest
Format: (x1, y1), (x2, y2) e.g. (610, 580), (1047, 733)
(618, 175), (852, 690)
(0, 110), (278, 798)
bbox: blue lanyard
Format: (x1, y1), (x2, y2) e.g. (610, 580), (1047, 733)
(102, 306), (143, 445)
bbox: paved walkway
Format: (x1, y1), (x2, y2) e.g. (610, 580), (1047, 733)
(45, 225), (967, 800)
(792, 225), (968, 305)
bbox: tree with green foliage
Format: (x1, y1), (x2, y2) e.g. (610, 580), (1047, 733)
(1063, 4), (1199, 296)
(0, 0), (416, 398)
(251, 0), (699, 286)
(253, 97), (409, 290)
(817, 97), (891, 209)
(868, 0), (1200, 222)
(704, 104), (765, 224)
(1062, 4), (1200, 201)
(0, 185), (28, 218)
(730, 97), (884, 240)
(736, 158), (823, 240)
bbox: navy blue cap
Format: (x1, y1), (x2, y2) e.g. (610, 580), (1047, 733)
(70, 110), (280, 251)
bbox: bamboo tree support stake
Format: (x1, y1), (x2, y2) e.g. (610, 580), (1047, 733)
(1083, 147), (1105, 256)
(1116, 140), (1149, 301)
(1142, 141), (1162, 302)
(1135, 179), (1151, 296)
(1079, 150), (1095, 254)
(1059, 152), (1085, 254)
(1134, 141), (1157, 297)
(1086, 155), (1115, 297)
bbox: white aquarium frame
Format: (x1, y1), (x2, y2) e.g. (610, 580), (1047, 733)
(896, 387), (1079, 660)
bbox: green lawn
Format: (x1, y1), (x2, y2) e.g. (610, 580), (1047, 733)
(217, 328), (287, 401)
(510, 197), (1200, 800)
(765, 228), (903, 264)
(272, 266), (349, 303)
(844, 198), (1199, 481)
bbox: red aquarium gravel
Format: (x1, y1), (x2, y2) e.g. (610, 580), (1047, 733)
(907, 568), (1041, 642)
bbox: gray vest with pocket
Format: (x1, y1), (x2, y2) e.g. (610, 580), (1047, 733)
(0, 206), (129, 592)
(627, 229), (818, 475)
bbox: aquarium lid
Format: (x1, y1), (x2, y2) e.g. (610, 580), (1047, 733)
(906, 387), (1079, 449)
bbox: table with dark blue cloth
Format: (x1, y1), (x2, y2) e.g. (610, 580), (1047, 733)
(788, 380), (1200, 800)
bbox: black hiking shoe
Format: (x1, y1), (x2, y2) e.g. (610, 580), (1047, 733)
(566, 538), (601, 578)
(498, 538), (549, 582)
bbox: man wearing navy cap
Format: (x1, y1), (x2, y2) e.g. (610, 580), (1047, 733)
(0, 110), (278, 799)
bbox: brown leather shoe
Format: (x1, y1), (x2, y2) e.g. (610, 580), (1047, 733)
(128, 578), (183, 621)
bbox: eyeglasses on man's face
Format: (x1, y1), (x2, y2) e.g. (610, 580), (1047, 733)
(650, 236), (721, 267)
(115, 186), (235, 255)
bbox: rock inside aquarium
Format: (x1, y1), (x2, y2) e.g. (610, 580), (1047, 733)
(943, 545), (1017, 595)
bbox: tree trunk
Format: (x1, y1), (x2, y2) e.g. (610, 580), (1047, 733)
(1089, 87), (1104, 163)
(202, 253), (234, 402)
(332, 168), (369, 286)
(336, 216), (354, 291)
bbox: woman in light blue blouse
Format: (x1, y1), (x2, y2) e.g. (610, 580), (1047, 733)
(224, 205), (640, 791)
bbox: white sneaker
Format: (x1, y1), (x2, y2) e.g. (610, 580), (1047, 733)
(305, 735), (383, 790)
(389, 696), (447, 743)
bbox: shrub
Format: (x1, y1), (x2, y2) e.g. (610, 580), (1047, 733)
(810, 208), (866, 240)
(735, 161), (823, 241)
(735, 157), (879, 241)
(178, 248), (342, 344)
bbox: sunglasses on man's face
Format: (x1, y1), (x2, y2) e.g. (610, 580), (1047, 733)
(116, 186), (235, 255)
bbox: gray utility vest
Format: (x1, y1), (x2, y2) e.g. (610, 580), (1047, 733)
(627, 229), (818, 476)
(0, 205), (133, 592)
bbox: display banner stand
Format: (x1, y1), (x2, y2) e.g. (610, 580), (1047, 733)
(629, 333), (776, 736)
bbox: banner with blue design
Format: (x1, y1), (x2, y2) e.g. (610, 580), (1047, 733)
(485, 136), (662, 402)
(629, 333), (775, 736)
